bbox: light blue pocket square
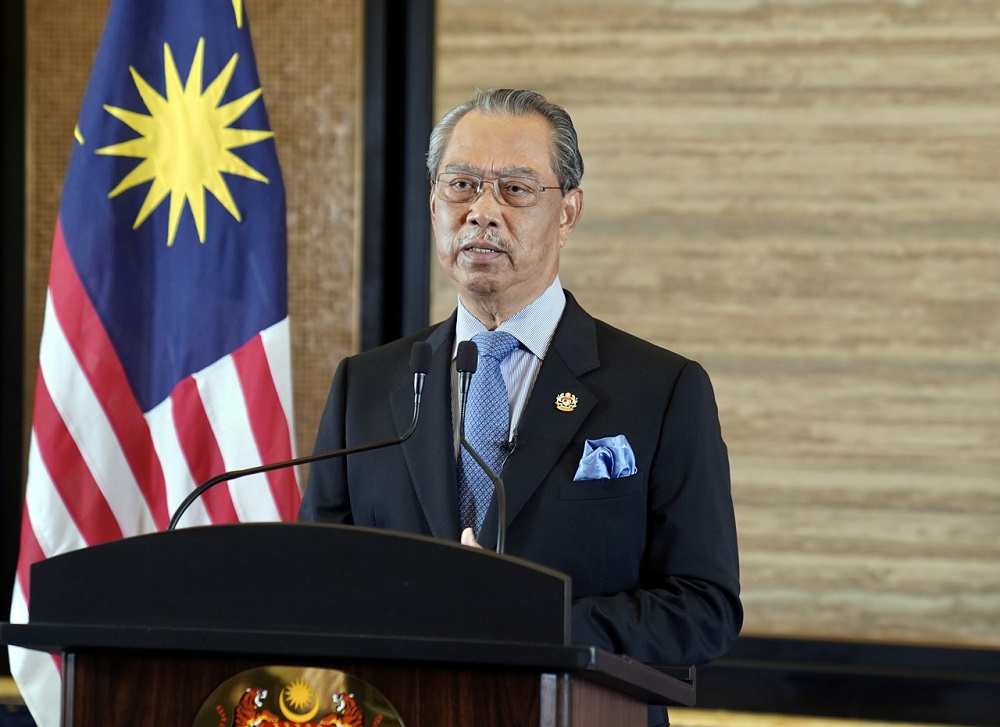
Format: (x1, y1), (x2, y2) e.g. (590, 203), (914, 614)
(573, 435), (637, 481)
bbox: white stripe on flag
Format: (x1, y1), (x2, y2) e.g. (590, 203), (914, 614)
(195, 353), (282, 522)
(260, 318), (303, 489)
(145, 395), (212, 528)
(261, 318), (296, 450)
(6, 608), (61, 727)
(9, 576), (29, 625)
(10, 441), (66, 727)
(24, 434), (87, 559)
(39, 292), (157, 536)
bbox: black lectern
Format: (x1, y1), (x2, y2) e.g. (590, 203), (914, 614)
(1, 523), (695, 725)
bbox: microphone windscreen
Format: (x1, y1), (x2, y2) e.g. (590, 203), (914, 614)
(409, 341), (433, 374)
(456, 340), (479, 374)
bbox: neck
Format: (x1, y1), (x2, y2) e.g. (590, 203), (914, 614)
(460, 276), (558, 330)
(463, 297), (512, 330)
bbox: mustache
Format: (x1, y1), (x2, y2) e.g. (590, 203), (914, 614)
(458, 228), (509, 251)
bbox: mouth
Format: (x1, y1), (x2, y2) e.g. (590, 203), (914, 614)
(459, 235), (507, 258)
(462, 243), (503, 254)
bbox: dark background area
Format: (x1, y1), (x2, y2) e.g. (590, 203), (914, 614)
(1, 0), (27, 682)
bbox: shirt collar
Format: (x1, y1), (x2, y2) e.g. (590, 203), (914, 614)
(454, 277), (566, 360)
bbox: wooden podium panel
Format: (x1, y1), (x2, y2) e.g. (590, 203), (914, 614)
(4, 524), (692, 725)
(64, 650), (646, 726)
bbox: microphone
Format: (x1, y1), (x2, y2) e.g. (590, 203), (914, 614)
(455, 340), (509, 554)
(455, 339), (478, 409)
(167, 341), (433, 531)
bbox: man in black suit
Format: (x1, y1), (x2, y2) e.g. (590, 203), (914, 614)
(300, 89), (742, 718)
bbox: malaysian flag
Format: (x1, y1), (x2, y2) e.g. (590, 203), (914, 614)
(9, 1), (300, 722)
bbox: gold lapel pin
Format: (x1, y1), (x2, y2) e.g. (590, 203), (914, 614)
(555, 392), (578, 412)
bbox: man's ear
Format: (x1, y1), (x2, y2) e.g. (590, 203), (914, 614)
(429, 184), (439, 232)
(558, 187), (584, 247)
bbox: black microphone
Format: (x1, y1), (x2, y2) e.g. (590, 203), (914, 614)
(455, 340), (509, 554)
(456, 340), (479, 410)
(167, 341), (433, 531)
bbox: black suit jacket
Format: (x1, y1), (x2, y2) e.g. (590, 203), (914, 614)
(300, 291), (742, 668)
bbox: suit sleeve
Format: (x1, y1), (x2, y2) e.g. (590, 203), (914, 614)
(570, 361), (743, 666)
(298, 357), (354, 525)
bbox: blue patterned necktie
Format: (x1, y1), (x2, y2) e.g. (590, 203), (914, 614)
(458, 330), (520, 536)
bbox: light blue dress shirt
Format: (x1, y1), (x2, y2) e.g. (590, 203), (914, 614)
(451, 277), (566, 454)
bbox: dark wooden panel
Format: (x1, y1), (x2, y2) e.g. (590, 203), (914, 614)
(64, 649), (663, 726)
(696, 636), (1000, 726)
(66, 651), (543, 727)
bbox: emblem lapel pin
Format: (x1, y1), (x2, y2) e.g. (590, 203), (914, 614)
(554, 392), (578, 412)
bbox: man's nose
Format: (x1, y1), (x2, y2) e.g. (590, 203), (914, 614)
(466, 183), (502, 226)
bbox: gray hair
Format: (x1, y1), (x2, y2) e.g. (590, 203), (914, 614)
(426, 88), (584, 193)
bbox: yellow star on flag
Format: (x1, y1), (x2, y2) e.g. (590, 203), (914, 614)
(97, 37), (273, 246)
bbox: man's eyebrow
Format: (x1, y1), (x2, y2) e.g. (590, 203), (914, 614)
(443, 163), (481, 175)
(443, 162), (541, 179)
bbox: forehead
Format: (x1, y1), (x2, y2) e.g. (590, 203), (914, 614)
(440, 110), (555, 178)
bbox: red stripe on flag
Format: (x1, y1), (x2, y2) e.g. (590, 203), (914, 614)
(15, 484), (66, 680)
(15, 506), (45, 604)
(170, 377), (241, 524)
(31, 371), (123, 547)
(15, 498), (67, 677)
(231, 334), (300, 521)
(49, 220), (170, 529)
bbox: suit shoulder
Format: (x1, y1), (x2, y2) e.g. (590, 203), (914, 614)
(560, 290), (699, 378)
(592, 317), (694, 373)
(587, 319), (722, 422)
(346, 321), (449, 368)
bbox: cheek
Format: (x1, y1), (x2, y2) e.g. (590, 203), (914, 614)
(517, 217), (563, 257)
(436, 205), (465, 232)
(432, 209), (456, 246)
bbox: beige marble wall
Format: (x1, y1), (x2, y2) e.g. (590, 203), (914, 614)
(252, 1), (362, 455)
(434, 0), (1000, 647)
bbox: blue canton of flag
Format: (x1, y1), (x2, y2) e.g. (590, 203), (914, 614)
(65, 0), (287, 407)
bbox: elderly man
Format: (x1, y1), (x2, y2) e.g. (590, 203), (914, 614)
(300, 88), (742, 725)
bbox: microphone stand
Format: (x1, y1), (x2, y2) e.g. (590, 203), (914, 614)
(167, 342), (431, 531)
(456, 341), (508, 554)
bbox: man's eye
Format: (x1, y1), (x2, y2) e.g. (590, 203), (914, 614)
(450, 177), (476, 190)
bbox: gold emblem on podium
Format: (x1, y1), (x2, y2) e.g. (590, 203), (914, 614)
(193, 666), (403, 726)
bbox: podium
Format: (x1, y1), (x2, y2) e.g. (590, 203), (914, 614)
(1, 523), (695, 725)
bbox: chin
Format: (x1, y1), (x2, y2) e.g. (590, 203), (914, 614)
(452, 266), (500, 291)
(464, 280), (502, 299)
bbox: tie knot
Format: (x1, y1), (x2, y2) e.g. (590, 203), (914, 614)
(472, 330), (519, 363)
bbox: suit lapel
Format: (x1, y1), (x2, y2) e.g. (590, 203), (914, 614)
(478, 293), (601, 549)
(390, 314), (461, 541)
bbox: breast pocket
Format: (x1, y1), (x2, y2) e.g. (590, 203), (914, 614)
(553, 472), (647, 595)
(557, 471), (645, 500)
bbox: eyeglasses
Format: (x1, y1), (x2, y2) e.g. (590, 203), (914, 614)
(434, 172), (558, 208)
